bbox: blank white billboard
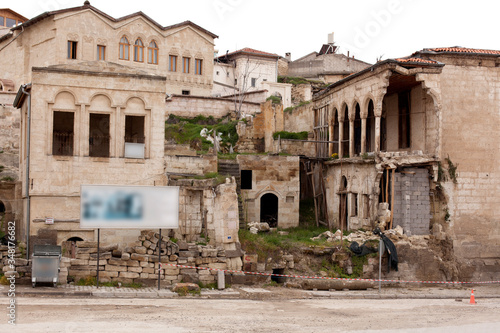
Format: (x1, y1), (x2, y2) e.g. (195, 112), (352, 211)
(80, 185), (179, 229)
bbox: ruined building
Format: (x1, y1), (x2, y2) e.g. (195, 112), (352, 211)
(294, 47), (499, 280)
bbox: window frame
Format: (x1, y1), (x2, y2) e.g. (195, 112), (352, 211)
(148, 40), (158, 64)
(169, 55), (177, 72)
(119, 36), (130, 60)
(183, 57), (190, 74)
(52, 111), (75, 156)
(195, 59), (203, 75)
(97, 45), (106, 60)
(67, 41), (77, 59)
(134, 38), (144, 63)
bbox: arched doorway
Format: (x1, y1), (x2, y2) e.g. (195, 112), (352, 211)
(64, 236), (84, 258)
(260, 193), (278, 227)
(332, 108), (339, 155)
(366, 100), (375, 152)
(354, 103), (361, 156)
(342, 105), (349, 157)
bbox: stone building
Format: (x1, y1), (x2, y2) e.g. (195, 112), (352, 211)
(302, 46), (500, 280)
(2, 2), (221, 254)
(286, 33), (371, 84)
(213, 48), (292, 109)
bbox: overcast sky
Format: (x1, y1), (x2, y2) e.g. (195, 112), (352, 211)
(10, 0), (500, 64)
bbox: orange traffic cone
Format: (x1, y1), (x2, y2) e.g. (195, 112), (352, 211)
(469, 289), (476, 304)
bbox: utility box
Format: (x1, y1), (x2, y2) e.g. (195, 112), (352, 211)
(31, 245), (61, 287)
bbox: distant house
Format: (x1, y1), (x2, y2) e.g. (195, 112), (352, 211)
(213, 48), (292, 109)
(286, 33), (371, 84)
(0, 8), (27, 35)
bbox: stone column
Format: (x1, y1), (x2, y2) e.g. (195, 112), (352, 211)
(375, 116), (381, 152)
(338, 121), (344, 158)
(361, 118), (366, 154)
(328, 123), (333, 156)
(349, 120), (354, 158)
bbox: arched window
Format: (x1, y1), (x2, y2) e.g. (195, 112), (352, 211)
(148, 40), (158, 64)
(134, 38), (144, 62)
(119, 36), (129, 60)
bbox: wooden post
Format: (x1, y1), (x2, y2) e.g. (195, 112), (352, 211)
(390, 169), (395, 229)
(385, 168), (389, 203)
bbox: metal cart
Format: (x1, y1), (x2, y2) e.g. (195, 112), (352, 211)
(31, 245), (61, 288)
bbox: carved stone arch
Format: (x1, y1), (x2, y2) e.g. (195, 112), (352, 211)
(124, 96), (148, 113)
(351, 99), (362, 121)
(53, 90), (78, 110)
(340, 102), (349, 122)
(67, 33), (79, 41)
(256, 189), (284, 202)
(362, 94), (376, 118)
(118, 32), (131, 42)
(89, 93), (114, 112)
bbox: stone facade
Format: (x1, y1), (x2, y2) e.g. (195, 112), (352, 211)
(288, 51), (371, 84)
(0, 3), (216, 96)
(301, 47), (500, 280)
(237, 155), (300, 228)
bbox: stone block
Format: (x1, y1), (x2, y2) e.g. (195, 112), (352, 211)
(121, 253), (130, 261)
(120, 272), (140, 279)
(75, 253), (90, 260)
(128, 266), (142, 273)
(130, 253), (147, 261)
(104, 265), (128, 272)
(108, 258), (127, 266)
(70, 259), (89, 266)
(126, 260), (140, 267)
(135, 247), (147, 254)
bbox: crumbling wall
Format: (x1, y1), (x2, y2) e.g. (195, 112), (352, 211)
(393, 168), (432, 236)
(167, 95), (261, 119)
(165, 155), (217, 176)
(237, 100), (284, 153)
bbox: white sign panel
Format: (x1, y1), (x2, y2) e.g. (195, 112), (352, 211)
(80, 185), (179, 229)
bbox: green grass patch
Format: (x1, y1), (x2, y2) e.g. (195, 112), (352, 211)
(165, 114), (239, 153)
(76, 277), (142, 288)
(284, 101), (311, 113)
(266, 95), (282, 104)
(273, 131), (308, 140)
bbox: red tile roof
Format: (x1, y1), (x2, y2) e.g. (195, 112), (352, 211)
(395, 57), (438, 64)
(424, 47), (500, 55)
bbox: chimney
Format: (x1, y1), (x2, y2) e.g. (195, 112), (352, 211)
(328, 32), (334, 45)
(285, 52), (291, 61)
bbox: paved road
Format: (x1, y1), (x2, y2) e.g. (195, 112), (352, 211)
(1, 296), (499, 332)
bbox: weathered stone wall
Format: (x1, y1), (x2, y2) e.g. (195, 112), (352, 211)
(167, 95), (261, 119)
(393, 168), (432, 236)
(288, 53), (370, 82)
(237, 101), (284, 153)
(165, 155), (217, 176)
(284, 103), (314, 133)
(433, 55), (500, 280)
(0, 5), (216, 96)
(274, 138), (315, 157)
(238, 155), (300, 228)
(22, 67), (168, 247)
(324, 159), (379, 230)
(0, 92), (20, 179)
(291, 84), (312, 105)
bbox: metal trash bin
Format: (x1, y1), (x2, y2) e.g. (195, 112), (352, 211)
(31, 245), (61, 288)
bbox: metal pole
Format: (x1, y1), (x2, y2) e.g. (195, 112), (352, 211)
(22, 85), (31, 260)
(158, 229), (161, 290)
(378, 239), (382, 293)
(97, 228), (100, 288)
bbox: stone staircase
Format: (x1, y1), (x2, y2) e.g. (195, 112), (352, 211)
(218, 159), (245, 227)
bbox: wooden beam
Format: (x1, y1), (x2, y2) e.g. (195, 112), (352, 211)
(390, 168), (395, 229)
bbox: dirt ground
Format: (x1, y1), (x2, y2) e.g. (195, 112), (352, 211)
(1, 296), (499, 332)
